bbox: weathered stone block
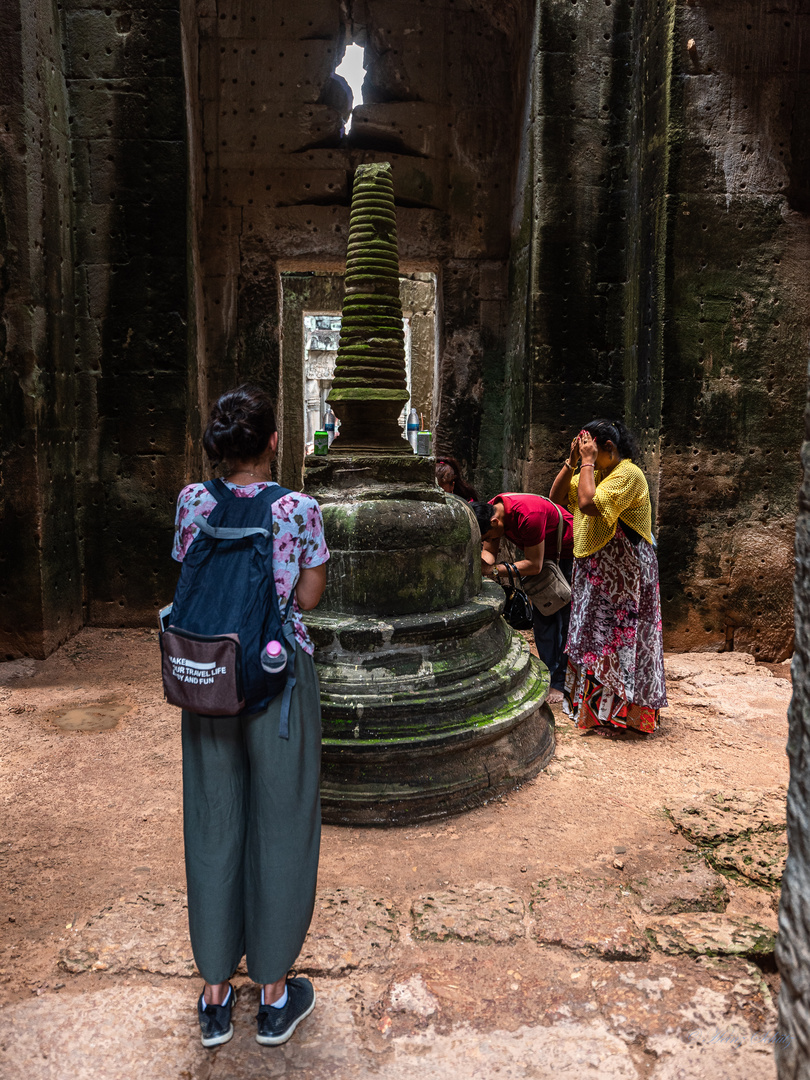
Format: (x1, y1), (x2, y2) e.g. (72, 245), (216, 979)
(240, 206), (347, 259)
(412, 883), (525, 943)
(67, 81), (184, 141)
(296, 887), (400, 975)
(87, 138), (186, 206)
(64, 10), (180, 81)
(58, 889), (196, 977)
(208, 0), (340, 40)
(630, 863), (730, 916)
(646, 914), (777, 959)
(206, 39), (335, 105)
(667, 787), (787, 845)
(711, 833), (787, 889)
(531, 877), (649, 960)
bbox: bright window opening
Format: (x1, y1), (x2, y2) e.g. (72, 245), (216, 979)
(335, 43), (366, 134)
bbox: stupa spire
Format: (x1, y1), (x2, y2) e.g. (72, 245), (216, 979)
(327, 161), (411, 452)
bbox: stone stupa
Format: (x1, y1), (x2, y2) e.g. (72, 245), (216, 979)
(303, 161), (554, 825)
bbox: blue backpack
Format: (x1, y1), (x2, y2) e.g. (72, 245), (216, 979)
(159, 479), (298, 736)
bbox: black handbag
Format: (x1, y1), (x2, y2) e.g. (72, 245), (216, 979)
(500, 562), (534, 630)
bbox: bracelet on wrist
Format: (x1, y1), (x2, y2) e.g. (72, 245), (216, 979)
(580, 463), (595, 469)
(562, 461), (573, 470)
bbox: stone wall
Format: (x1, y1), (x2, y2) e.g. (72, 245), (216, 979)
(62, 0), (188, 629)
(0, 0), (82, 658)
(657, 0), (809, 661)
(0, 0), (189, 656)
(496, 0), (807, 662)
(1, 0), (807, 660)
(499, 0), (672, 503)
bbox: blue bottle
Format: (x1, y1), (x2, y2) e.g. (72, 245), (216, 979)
(406, 408), (419, 451)
(324, 409), (336, 446)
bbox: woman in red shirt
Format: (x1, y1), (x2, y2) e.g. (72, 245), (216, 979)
(472, 494), (574, 703)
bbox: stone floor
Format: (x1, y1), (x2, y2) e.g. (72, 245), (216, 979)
(0, 630), (792, 1078)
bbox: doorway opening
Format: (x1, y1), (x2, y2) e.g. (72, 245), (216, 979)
(279, 271), (437, 489)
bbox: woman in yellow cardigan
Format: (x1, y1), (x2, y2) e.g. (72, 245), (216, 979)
(549, 419), (667, 733)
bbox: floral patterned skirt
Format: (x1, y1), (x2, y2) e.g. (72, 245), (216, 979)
(563, 529), (667, 733)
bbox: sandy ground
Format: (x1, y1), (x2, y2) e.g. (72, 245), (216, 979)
(0, 629), (792, 1079)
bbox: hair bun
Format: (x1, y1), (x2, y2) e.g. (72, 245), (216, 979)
(202, 384), (277, 467)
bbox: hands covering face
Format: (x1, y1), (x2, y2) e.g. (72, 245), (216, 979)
(569, 430), (597, 467)
(577, 430), (597, 464)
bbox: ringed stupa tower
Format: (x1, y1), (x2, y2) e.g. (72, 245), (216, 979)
(304, 162), (554, 824)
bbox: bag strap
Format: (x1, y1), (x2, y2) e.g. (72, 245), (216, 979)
(553, 503), (563, 564)
(534, 495), (564, 564)
(255, 483), (292, 503)
(192, 516), (271, 541)
(277, 591), (298, 740)
(203, 478), (235, 501)
(203, 479), (292, 504)
(505, 562), (525, 590)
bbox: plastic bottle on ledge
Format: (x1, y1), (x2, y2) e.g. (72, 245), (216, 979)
(324, 409), (336, 446)
(406, 408), (419, 451)
(261, 640), (288, 675)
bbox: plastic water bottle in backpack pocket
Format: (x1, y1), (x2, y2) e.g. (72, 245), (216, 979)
(160, 627), (246, 716)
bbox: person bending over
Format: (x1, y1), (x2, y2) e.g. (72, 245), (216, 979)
(172, 384), (329, 1047)
(548, 419), (667, 733)
(472, 493), (574, 704)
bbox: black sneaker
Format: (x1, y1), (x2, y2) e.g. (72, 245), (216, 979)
(256, 977), (316, 1046)
(197, 984), (236, 1048)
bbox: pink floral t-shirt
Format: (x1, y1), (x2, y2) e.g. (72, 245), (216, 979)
(172, 481), (330, 655)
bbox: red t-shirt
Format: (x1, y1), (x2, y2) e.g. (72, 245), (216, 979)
(489, 493), (574, 559)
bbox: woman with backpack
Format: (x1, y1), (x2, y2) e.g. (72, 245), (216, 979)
(170, 384), (329, 1048)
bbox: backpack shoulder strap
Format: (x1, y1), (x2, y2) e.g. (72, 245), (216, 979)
(254, 483), (293, 503)
(203, 478), (235, 501)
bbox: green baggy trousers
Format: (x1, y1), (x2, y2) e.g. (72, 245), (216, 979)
(181, 646), (322, 985)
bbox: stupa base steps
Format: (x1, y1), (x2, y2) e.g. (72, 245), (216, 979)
(320, 694), (555, 826)
(307, 586), (555, 825)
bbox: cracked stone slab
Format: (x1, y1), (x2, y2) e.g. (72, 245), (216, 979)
(411, 883), (525, 943)
(710, 831), (787, 888)
(0, 982), (641, 1080)
(0, 986), (205, 1079)
(630, 861), (730, 915)
(645, 913), (777, 958)
(2, 977), (779, 1080)
(57, 889), (197, 977)
(666, 789), (786, 844)
(530, 877), (649, 960)
(296, 887), (400, 975)
(646, 983), (779, 1079)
